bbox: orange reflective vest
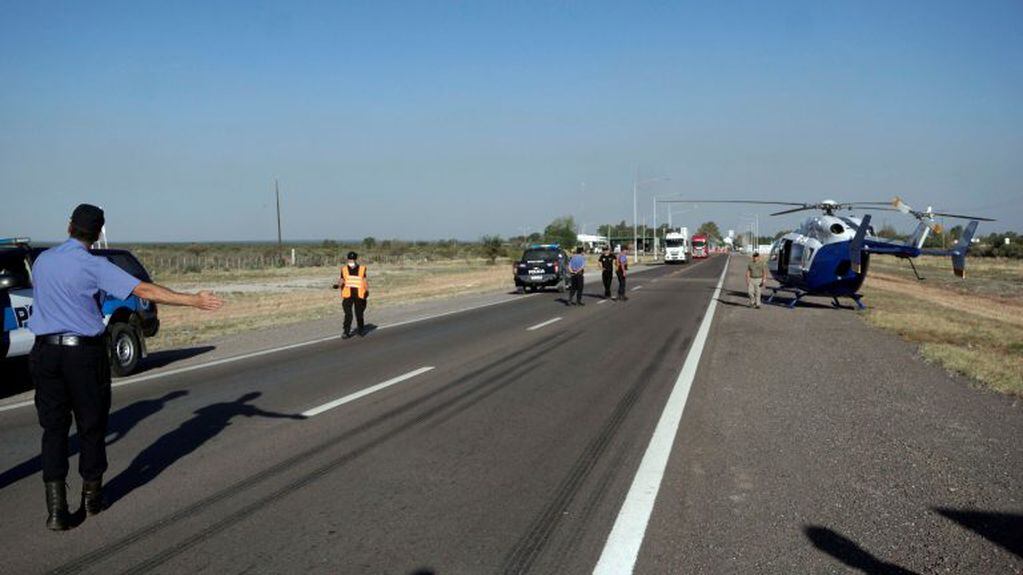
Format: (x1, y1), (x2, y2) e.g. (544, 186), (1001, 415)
(340, 265), (368, 299)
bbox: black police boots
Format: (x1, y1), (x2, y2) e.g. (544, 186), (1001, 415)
(45, 481), (70, 531)
(82, 479), (104, 516)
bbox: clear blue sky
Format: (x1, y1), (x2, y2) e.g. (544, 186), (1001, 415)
(2, 1), (1020, 242)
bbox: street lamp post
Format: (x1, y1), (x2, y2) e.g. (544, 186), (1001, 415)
(633, 173), (670, 263)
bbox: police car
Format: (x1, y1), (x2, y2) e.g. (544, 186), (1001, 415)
(1, 237), (160, 377)
(513, 244), (570, 293)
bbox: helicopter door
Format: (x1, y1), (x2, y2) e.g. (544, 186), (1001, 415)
(776, 240), (792, 279)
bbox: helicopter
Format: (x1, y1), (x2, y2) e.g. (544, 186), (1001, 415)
(664, 198), (994, 309)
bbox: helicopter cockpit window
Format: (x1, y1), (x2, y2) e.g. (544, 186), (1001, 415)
(830, 223), (845, 235)
(789, 243), (804, 269)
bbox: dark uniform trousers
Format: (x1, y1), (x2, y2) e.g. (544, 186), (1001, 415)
(569, 273), (584, 304)
(602, 270), (613, 298)
(617, 272), (627, 297)
(30, 339), (111, 482)
(342, 297), (367, 333)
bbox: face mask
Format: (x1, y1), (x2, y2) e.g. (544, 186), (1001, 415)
(348, 262), (356, 268)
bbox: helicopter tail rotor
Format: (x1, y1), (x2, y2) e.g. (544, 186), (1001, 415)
(850, 214), (870, 274)
(951, 221), (979, 278)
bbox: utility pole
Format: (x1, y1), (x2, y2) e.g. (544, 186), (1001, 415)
(275, 178), (283, 264)
(652, 196), (657, 261)
(633, 168), (638, 264)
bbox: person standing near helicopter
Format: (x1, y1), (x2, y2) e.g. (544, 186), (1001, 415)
(746, 252), (767, 308)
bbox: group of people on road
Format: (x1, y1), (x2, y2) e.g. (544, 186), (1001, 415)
(26, 203), (765, 534)
(565, 245), (630, 305)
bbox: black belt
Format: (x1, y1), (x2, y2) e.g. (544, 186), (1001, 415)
(38, 334), (106, 347)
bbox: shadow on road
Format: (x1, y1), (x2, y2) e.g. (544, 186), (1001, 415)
(934, 507), (1023, 558)
(105, 391), (306, 507)
(134, 345), (216, 373)
(0, 390), (189, 491)
(0, 358), (33, 399)
(805, 525), (920, 575)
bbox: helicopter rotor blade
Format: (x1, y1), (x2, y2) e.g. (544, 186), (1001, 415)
(769, 207), (814, 216)
(659, 200), (808, 206)
(927, 211), (996, 222)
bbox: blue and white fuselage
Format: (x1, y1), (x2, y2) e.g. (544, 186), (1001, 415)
(768, 214), (871, 298)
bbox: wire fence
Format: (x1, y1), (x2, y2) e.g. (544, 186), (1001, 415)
(135, 251), (512, 276)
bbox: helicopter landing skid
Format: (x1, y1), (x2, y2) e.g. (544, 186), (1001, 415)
(767, 286), (805, 309)
(768, 287), (866, 310)
(832, 294), (866, 310)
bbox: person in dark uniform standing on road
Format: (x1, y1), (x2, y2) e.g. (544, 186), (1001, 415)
(567, 247), (586, 306)
(615, 246), (629, 301)
(28, 204), (223, 530)
(598, 245), (615, 299)
(334, 251), (369, 338)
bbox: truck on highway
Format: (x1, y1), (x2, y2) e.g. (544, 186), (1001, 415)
(1, 237), (160, 377)
(663, 228), (689, 264)
(691, 233), (709, 259)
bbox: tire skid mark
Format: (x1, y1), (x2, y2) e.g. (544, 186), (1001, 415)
(500, 328), (685, 575)
(51, 331), (577, 575)
(120, 343), (574, 575)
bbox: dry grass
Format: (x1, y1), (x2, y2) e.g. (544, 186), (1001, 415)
(147, 261), (516, 351)
(862, 256), (1023, 396)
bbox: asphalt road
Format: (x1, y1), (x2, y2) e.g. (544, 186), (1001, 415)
(0, 254), (1020, 574)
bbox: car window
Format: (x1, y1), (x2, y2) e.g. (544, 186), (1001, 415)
(105, 253), (152, 282)
(0, 249), (32, 289)
(522, 249), (558, 262)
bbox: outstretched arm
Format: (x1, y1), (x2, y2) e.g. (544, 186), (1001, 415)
(133, 282), (223, 310)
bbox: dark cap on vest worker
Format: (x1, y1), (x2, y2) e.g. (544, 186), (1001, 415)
(347, 251), (358, 261)
(70, 204), (105, 236)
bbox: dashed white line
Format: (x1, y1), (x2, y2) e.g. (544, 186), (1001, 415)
(0, 262), (672, 414)
(526, 317), (563, 331)
(302, 366), (435, 417)
(597, 299), (609, 304)
(631, 285), (643, 292)
(593, 255), (730, 575)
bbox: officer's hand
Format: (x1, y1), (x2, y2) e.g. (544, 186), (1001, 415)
(195, 290), (224, 311)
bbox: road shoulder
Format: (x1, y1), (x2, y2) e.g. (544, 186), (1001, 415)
(637, 255), (1023, 573)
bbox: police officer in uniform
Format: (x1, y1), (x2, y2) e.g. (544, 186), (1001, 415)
(597, 245), (615, 299)
(567, 247), (586, 306)
(334, 251), (369, 338)
(29, 204), (223, 530)
(615, 246), (629, 301)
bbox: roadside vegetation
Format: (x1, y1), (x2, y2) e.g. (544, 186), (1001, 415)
(862, 256), (1023, 397)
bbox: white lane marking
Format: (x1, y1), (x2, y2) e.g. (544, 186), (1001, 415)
(0, 265), (673, 413)
(526, 317), (563, 331)
(593, 255), (730, 575)
(0, 399), (33, 412)
(0, 297), (538, 414)
(597, 299), (609, 305)
(302, 366), (435, 417)
(631, 286), (643, 292)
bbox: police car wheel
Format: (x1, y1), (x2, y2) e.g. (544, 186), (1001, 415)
(108, 323), (141, 377)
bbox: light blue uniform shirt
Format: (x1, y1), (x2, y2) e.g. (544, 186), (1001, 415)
(28, 239), (141, 336)
(569, 254), (586, 273)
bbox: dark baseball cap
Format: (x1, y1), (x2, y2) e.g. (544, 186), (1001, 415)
(347, 251), (358, 260)
(70, 204), (105, 235)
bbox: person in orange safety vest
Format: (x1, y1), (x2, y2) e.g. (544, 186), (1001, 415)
(332, 251), (369, 338)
